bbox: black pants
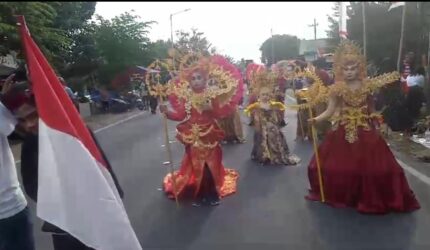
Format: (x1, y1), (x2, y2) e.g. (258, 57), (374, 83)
(52, 233), (94, 250)
(195, 165), (220, 203)
(406, 85), (425, 121)
(0, 207), (35, 250)
(149, 96), (158, 114)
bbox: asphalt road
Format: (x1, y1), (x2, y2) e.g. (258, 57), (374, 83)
(31, 98), (430, 250)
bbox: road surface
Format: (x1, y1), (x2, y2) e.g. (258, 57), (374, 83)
(30, 97), (430, 250)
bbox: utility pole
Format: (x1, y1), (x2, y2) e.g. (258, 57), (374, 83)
(308, 18), (318, 40)
(271, 28), (275, 65)
(362, 2), (367, 59)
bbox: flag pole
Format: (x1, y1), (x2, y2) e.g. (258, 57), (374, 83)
(362, 2), (367, 59)
(397, 3), (407, 71)
(160, 97), (180, 208)
(150, 61), (179, 207)
(308, 105), (325, 202)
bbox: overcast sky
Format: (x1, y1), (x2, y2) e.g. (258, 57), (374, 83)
(95, 1), (336, 63)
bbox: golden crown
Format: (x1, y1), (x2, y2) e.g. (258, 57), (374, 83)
(333, 40), (367, 81)
(249, 70), (278, 96)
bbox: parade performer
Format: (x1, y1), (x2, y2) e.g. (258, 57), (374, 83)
(245, 63), (265, 105)
(245, 70), (300, 166)
(306, 40), (420, 214)
(157, 53), (243, 206)
(279, 60), (312, 141)
(217, 107), (245, 144)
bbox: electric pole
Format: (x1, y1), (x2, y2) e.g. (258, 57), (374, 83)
(308, 18), (318, 40)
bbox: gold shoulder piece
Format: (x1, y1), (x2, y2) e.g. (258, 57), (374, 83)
(365, 71), (400, 93)
(270, 101), (286, 111)
(244, 102), (260, 116)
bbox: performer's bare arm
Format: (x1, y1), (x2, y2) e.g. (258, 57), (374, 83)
(311, 95), (337, 123)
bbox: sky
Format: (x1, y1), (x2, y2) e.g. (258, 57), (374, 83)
(95, 1), (336, 63)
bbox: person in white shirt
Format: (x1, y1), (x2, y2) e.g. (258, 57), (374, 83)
(406, 67), (426, 123)
(0, 73), (35, 250)
(406, 67), (425, 88)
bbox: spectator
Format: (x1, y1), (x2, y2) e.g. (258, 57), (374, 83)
(0, 73), (35, 250)
(400, 52), (416, 94)
(15, 95), (124, 250)
(406, 67), (426, 123)
(58, 77), (80, 112)
(313, 58), (332, 86)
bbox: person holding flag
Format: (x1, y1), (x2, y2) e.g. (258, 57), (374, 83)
(0, 73), (35, 250)
(16, 15), (142, 250)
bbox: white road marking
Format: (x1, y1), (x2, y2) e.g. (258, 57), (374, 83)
(94, 112), (145, 133)
(286, 94), (296, 102)
(398, 159), (430, 186)
(14, 112), (146, 165)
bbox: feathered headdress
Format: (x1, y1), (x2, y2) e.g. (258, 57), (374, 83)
(333, 40), (367, 82)
(248, 69), (278, 96)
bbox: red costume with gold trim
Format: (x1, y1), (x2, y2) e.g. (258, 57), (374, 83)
(162, 54), (243, 200)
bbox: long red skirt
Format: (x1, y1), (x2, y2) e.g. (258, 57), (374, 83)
(306, 126), (420, 214)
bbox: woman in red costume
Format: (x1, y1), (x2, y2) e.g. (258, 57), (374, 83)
(160, 54), (243, 206)
(306, 40), (420, 214)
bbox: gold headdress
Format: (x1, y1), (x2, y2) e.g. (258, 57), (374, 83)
(333, 40), (367, 82)
(151, 52), (242, 113)
(249, 69), (278, 97)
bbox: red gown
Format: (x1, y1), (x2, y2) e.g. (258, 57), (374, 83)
(163, 95), (239, 200)
(306, 94), (420, 214)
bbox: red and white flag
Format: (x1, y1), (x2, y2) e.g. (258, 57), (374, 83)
(339, 2), (348, 39)
(17, 16), (142, 250)
(388, 2), (405, 11)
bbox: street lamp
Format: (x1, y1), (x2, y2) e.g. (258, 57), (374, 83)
(170, 8), (191, 71)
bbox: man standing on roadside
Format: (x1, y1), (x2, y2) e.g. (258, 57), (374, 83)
(59, 77), (80, 112)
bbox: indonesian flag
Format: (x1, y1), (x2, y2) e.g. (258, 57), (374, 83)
(17, 16), (142, 250)
(388, 2), (405, 11)
(339, 2), (348, 39)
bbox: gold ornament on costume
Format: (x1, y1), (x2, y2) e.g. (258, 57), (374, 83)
(248, 69), (278, 96)
(145, 59), (173, 100)
(244, 101), (286, 116)
(327, 40), (400, 143)
(286, 68), (329, 110)
(178, 123), (219, 151)
(165, 52), (240, 114)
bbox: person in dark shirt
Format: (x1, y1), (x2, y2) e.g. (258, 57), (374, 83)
(15, 96), (124, 250)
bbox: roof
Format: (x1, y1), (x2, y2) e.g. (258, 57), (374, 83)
(299, 38), (335, 55)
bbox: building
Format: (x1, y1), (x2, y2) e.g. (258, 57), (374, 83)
(0, 51), (19, 76)
(299, 38), (336, 62)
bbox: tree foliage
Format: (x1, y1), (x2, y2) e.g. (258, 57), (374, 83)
(0, 2), (70, 64)
(91, 12), (155, 86)
(327, 2), (428, 73)
(174, 28), (214, 55)
(147, 39), (170, 61)
(0, 2), (96, 70)
(259, 34), (300, 66)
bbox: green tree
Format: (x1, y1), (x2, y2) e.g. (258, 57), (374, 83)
(174, 28), (213, 55)
(0, 1), (70, 66)
(91, 12), (155, 88)
(326, 2), (341, 47)
(147, 39), (170, 61)
(0, 2), (97, 71)
(259, 34), (300, 66)
(327, 2), (425, 73)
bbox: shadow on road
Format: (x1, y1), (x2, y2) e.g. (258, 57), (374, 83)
(137, 194), (215, 249)
(306, 201), (418, 250)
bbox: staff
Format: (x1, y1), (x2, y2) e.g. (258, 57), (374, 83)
(146, 60), (179, 207)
